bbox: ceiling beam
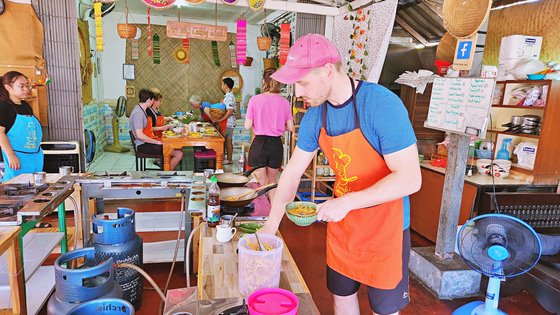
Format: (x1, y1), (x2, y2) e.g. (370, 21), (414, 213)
(395, 15), (429, 45)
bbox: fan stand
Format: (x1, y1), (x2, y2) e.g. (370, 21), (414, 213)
(105, 115), (130, 153)
(453, 277), (507, 315)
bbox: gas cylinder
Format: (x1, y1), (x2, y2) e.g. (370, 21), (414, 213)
(47, 248), (123, 315)
(67, 298), (135, 315)
(93, 207), (143, 309)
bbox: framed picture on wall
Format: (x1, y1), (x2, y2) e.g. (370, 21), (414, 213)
(123, 64), (135, 80)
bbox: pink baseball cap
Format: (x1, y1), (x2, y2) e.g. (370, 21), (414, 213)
(271, 34), (341, 84)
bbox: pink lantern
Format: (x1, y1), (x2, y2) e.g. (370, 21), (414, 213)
(236, 19), (247, 65)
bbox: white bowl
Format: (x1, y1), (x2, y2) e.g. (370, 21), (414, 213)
(172, 127), (183, 134)
(476, 159), (492, 175)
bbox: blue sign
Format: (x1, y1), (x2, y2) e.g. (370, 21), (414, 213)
(456, 41), (473, 60)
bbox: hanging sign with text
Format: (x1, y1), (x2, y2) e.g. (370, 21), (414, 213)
(424, 77), (495, 138)
(167, 21), (228, 42)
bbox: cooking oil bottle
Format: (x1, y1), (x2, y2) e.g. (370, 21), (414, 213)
(206, 175), (220, 227)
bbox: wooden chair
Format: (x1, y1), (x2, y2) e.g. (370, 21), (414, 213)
(129, 131), (163, 171)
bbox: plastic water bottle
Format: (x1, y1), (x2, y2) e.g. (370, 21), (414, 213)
(206, 176), (220, 227)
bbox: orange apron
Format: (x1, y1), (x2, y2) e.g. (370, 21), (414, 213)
(139, 106), (159, 140)
(151, 109), (165, 139)
(318, 78), (404, 290)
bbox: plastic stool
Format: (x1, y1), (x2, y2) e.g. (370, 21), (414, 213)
(194, 149), (216, 172)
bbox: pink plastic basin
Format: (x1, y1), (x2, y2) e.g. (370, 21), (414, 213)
(247, 288), (299, 315)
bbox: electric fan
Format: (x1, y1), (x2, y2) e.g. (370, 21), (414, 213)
(105, 96), (130, 153)
(453, 214), (541, 315)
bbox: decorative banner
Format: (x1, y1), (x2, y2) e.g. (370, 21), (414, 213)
(153, 34), (160, 64)
(333, 0), (397, 83)
(173, 47), (189, 64)
(147, 8), (152, 56)
(221, 0), (239, 4)
(94, 2), (103, 51)
(211, 41), (220, 66)
(182, 38), (190, 64)
(229, 42), (237, 68)
(142, 0), (176, 8)
(167, 21), (228, 42)
(236, 19), (247, 66)
(279, 23), (290, 65)
(131, 39), (139, 60)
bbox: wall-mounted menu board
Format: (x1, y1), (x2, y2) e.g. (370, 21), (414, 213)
(424, 77), (495, 138)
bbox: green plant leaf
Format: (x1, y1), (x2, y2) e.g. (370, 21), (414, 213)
(364, 51), (369, 56)
(350, 55), (355, 59)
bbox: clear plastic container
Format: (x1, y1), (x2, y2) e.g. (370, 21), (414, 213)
(238, 234), (284, 297)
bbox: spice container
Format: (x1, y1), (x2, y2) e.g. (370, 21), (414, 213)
(238, 234), (284, 297)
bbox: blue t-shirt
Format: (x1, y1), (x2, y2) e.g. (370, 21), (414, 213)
(297, 81), (416, 230)
(201, 102), (212, 112)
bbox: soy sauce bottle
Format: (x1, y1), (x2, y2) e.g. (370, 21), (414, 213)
(206, 175), (220, 227)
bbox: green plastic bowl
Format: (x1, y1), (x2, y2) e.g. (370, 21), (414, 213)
(285, 202), (317, 227)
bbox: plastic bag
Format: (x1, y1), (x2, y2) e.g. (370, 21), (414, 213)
(513, 142), (538, 169)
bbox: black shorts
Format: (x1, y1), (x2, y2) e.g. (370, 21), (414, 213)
(137, 143), (163, 155)
(248, 135), (283, 169)
(327, 229), (411, 315)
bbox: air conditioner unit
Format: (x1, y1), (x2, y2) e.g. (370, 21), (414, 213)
(41, 141), (81, 173)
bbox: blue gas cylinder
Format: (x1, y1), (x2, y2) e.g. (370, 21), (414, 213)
(93, 207), (143, 309)
(67, 298), (135, 315)
(47, 248), (123, 315)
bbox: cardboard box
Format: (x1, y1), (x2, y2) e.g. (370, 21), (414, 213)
(498, 35), (542, 60)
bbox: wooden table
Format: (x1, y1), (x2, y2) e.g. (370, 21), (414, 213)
(162, 131), (224, 171)
(197, 223), (320, 314)
(0, 227), (25, 315)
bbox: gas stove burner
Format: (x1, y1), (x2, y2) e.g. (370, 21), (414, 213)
(1, 183), (49, 199)
(221, 203), (254, 216)
(102, 171), (129, 177)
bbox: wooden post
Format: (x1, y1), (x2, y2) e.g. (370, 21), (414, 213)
(435, 133), (470, 259)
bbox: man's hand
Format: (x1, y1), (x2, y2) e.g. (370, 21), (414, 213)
(163, 125), (172, 131)
(316, 197), (353, 222)
(8, 154), (20, 170)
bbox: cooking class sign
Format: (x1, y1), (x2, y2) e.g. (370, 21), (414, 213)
(167, 21), (228, 42)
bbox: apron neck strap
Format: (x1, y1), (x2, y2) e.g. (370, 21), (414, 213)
(321, 77), (359, 130)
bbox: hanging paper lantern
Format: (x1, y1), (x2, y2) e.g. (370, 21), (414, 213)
(131, 40), (139, 60)
(94, 2), (103, 51)
(211, 41), (220, 66)
(153, 34), (160, 64)
(142, 0), (177, 8)
(279, 23), (290, 66)
(182, 38), (190, 64)
(236, 19), (247, 66)
(147, 8), (152, 56)
(229, 42), (237, 68)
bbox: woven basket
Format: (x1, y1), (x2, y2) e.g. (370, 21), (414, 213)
(436, 32), (458, 63)
(257, 36), (272, 51)
(443, 0), (491, 38)
(243, 57), (253, 66)
(209, 108), (226, 121)
(117, 24), (137, 39)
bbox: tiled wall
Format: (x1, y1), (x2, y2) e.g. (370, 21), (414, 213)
(82, 102), (107, 161)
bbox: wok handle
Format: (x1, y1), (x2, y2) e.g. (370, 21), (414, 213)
(256, 183), (277, 197)
(243, 164), (266, 177)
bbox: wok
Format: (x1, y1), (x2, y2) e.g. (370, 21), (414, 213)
(214, 165), (265, 187)
(220, 183), (277, 208)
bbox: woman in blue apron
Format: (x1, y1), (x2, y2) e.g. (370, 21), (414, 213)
(0, 71), (43, 182)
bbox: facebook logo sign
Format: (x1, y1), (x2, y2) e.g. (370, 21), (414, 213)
(456, 41), (472, 60)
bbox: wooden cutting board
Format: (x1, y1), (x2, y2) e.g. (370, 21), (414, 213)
(198, 222), (312, 301)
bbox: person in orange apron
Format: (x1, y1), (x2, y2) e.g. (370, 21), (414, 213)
(146, 88), (171, 139)
(129, 89), (183, 170)
(260, 34), (422, 315)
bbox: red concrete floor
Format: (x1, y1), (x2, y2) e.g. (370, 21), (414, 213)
(37, 211), (551, 315)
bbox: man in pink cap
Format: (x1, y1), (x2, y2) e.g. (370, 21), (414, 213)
(260, 34), (421, 315)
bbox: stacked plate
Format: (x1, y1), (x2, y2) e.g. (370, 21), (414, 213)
(502, 115), (541, 135)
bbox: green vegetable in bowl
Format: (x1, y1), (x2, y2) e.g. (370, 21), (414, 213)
(239, 223), (263, 234)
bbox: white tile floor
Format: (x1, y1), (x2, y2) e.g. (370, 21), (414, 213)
(86, 141), (140, 172)
(87, 141), (240, 173)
